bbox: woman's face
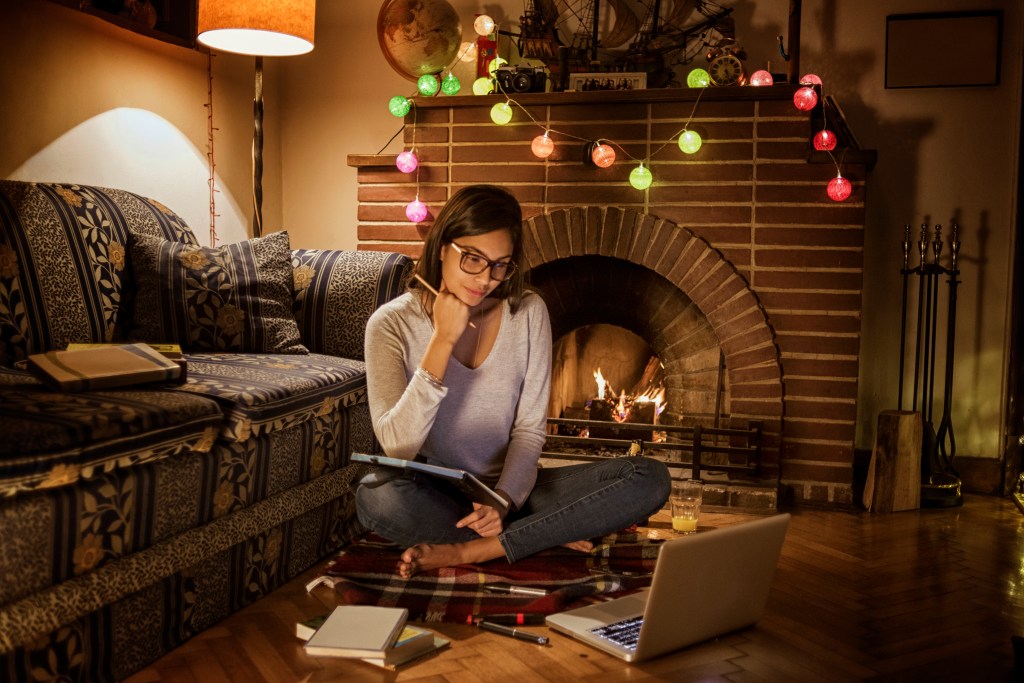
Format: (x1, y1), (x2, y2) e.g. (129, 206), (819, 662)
(440, 228), (514, 307)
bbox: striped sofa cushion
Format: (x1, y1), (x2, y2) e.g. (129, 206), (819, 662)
(291, 249), (412, 361)
(0, 367), (222, 498)
(129, 231), (308, 354)
(172, 352), (368, 443)
(0, 182), (197, 368)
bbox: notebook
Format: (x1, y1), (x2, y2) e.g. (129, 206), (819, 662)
(545, 513), (790, 662)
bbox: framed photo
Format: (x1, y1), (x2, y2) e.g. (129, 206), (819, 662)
(568, 72), (647, 92)
(885, 11), (1002, 89)
(49, 0), (197, 48)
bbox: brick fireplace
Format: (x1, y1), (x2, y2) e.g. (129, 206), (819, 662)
(348, 86), (872, 507)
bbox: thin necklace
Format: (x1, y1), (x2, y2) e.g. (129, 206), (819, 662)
(473, 305), (483, 367)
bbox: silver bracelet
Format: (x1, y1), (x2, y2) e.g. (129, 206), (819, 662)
(416, 366), (444, 387)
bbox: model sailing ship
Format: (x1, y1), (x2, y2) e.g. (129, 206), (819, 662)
(517, 0), (738, 89)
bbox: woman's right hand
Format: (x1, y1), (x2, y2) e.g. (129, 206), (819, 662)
(432, 281), (471, 345)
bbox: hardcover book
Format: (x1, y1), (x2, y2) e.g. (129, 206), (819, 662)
(303, 605), (408, 659)
(27, 343), (185, 391)
(361, 633), (450, 670)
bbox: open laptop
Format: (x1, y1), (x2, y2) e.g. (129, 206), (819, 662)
(546, 513), (790, 662)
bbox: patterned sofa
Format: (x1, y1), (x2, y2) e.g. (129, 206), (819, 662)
(0, 181), (412, 681)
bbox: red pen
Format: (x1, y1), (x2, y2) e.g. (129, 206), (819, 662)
(466, 613), (545, 626)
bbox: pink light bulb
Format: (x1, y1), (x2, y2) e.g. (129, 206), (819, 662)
(396, 151), (419, 174)
(532, 132), (555, 159)
(814, 129), (837, 151)
(827, 175), (852, 202)
(405, 198), (429, 222)
(800, 73), (823, 86)
(793, 86), (818, 111)
(591, 143), (616, 168)
(749, 70), (773, 86)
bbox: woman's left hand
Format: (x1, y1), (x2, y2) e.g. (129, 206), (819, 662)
(456, 503), (504, 537)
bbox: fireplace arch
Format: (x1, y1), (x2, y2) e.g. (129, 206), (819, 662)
(522, 207), (784, 478)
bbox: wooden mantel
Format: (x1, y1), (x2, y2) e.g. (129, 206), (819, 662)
(349, 85), (875, 170)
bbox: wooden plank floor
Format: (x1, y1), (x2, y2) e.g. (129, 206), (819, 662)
(124, 494), (1024, 682)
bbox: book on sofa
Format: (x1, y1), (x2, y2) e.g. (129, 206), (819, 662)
(26, 343), (185, 391)
(66, 342), (188, 375)
(351, 453), (509, 512)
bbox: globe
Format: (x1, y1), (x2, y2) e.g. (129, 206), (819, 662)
(377, 0), (463, 82)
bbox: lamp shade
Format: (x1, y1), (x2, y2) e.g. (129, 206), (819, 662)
(197, 0), (315, 56)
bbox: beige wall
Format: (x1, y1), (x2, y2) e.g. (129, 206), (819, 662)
(1, 0), (1021, 462)
(0, 0), (279, 246)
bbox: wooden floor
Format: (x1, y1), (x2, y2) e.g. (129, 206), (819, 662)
(125, 494), (1024, 682)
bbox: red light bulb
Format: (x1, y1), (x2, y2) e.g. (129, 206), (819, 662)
(793, 86), (818, 111)
(813, 129), (837, 151)
(827, 175), (852, 202)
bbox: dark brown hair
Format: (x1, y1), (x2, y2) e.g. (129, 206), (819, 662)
(412, 184), (526, 312)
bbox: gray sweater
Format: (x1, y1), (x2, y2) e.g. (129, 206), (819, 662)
(364, 290), (552, 509)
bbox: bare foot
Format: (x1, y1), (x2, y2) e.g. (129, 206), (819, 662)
(562, 540), (594, 553)
(397, 537), (505, 578)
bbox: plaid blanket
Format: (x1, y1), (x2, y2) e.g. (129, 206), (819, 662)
(322, 530), (664, 623)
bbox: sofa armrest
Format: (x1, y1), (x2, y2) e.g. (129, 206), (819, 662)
(291, 249), (413, 361)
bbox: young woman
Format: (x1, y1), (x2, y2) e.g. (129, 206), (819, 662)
(357, 184), (670, 578)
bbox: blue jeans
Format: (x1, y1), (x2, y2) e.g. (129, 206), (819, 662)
(355, 457), (671, 562)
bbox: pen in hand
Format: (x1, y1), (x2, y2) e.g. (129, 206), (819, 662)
(413, 273), (476, 328)
(477, 620), (549, 645)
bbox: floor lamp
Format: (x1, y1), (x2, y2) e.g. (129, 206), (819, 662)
(197, 0), (315, 238)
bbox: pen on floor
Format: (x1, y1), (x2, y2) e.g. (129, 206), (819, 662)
(413, 273), (476, 328)
(483, 583), (549, 597)
(466, 613), (545, 626)
(477, 620), (549, 645)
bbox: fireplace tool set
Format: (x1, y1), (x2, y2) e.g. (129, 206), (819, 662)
(897, 223), (962, 507)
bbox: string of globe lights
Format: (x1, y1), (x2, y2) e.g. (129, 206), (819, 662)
(385, 14), (851, 223)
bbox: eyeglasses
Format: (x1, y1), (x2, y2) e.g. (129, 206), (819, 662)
(449, 242), (518, 282)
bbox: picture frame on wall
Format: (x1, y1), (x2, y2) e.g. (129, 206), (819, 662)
(885, 10), (1002, 89)
(49, 0), (197, 48)
(567, 72), (647, 92)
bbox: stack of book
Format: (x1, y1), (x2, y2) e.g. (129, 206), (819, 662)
(298, 605), (449, 670)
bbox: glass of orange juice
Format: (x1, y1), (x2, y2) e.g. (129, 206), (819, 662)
(671, 479), (702, 534)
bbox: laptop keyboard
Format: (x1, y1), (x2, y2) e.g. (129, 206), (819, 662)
(590, 615), (643, 651)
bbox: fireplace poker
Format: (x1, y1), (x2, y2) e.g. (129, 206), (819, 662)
(911, 224), (928, 411)
(898, 225), (910, 409)
(935, 224), (961, 469)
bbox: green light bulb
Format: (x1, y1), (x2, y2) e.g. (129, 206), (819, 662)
(678, 129), (702, 154)
(441, 73), (461, 96)
(630, 164), (653, 190)
(490, 101), (513, 125)
(687, 68), (710, 88)
(487, 57), (508, 77)
(387, 96), (411, 117)
(417, 74), (439, 97)
(472, 77), (494, 96)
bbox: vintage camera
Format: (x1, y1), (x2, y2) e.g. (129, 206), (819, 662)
(495, 65), (547, 94)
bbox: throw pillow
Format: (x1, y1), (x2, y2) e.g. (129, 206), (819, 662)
(129, 231), (308, 354)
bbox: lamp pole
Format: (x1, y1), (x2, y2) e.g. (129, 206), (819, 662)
(252, 56), (264, 237)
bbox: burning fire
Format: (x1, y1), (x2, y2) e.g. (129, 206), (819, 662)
(593, 368), (610, 400)
(592, 368), (666, 424)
